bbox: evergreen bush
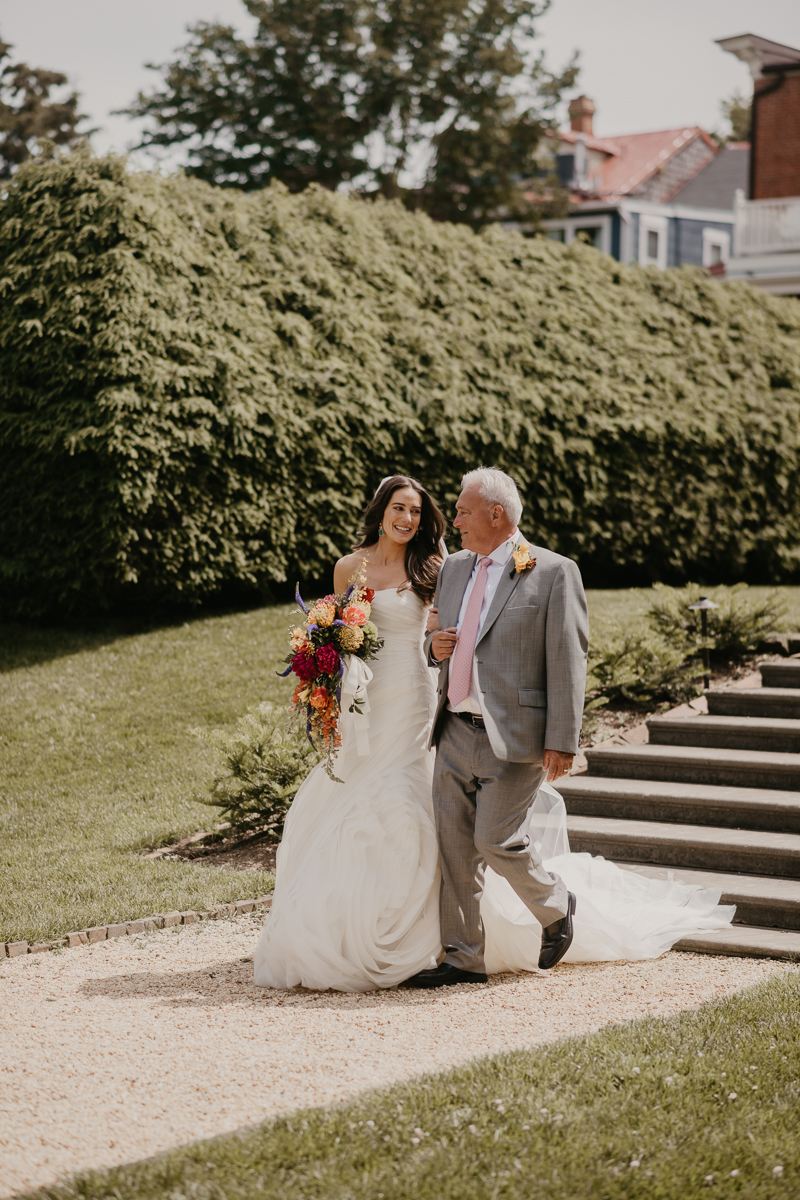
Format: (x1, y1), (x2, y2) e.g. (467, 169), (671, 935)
(196, 702), (320, 837)
(2, 148), (800, 617)
(644, 582), (790, 662)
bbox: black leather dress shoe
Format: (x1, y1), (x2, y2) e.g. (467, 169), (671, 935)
(400, 963), (488, 989)
(538, 891), (577, 971)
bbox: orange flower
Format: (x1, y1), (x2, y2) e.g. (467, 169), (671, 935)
(309, 686), (329, 709)
(342, 604), (368, 627)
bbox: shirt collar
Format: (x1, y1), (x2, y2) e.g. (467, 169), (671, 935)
(482, 529), (520, 567)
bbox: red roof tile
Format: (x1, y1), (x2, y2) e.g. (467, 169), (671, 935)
(557, 126), (718, 197)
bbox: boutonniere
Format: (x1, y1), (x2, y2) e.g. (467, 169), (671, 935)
(511, 541), (536, 575)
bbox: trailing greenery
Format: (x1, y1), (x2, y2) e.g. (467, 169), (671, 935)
(23, 969), (800, 1200)
(2, 150), (800, 619)
(197, 701), (320, 837)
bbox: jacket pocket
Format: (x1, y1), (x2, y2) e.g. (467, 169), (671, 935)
(507, 604), (539, 613)
(518, 688), (547, 707)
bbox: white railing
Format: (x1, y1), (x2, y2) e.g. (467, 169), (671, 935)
(734, 189), (800, 256)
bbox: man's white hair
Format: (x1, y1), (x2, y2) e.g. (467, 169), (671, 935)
(460, 467), (523, 526)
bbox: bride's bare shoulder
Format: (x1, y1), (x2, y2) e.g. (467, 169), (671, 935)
(333, 549), (369, 592)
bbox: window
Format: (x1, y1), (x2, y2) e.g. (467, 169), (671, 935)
(702, 228), (731, 268)
(538, 216), (612, 253)
(575, 226), (603, 248)
(638, 215), (668, 269)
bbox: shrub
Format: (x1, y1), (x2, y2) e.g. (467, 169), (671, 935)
(2, 149), (800, 618)
(587, 629), (701, 708)
(645, 582), (790, 662)
(196, 702), (319, 837)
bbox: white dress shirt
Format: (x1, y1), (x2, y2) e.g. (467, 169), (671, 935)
(447, 531), (519, 716)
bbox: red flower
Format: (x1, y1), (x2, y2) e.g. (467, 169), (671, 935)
(364, 588), (375, 603)
(291, 649), (318, 681)
(309, 686), (329, 708)
(315, 643), (341, 674)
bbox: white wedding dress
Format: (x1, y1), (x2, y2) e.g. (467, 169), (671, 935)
(254, 588), (735, 992)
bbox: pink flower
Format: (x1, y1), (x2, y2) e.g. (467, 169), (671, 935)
(309, 686), (329, 709)
(342, 604), (368, 627)
(291, 649), (318, 681)
(315, 643), (341, 675)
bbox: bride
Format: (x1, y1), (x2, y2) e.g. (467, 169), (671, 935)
(253, 476), (734, 992)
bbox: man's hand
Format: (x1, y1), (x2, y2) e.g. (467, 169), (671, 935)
(431, 627), (458, 661)
(543, 749), (574, 782)
(426, 606), (441, 635)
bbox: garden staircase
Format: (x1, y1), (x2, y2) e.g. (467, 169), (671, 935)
(556, 661), (800, 961)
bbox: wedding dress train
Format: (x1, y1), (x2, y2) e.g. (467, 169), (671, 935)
(253, 588), (734, 992)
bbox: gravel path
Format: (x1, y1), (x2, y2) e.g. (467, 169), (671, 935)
(1, 915), (794, 1197)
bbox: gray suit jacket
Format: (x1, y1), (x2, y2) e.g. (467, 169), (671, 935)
(426, 540), (589, 763)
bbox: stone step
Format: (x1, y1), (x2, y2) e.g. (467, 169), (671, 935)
(760, 661), (800, 688)
(614, 862), (800, 930)
(706, 687), (800, 720)
(584, 743), (800, 791)
(556, 775), (800, 833)
(647, 713), (800, 753)
(674, 924), (800, 961)
(565, 814), (800, 877)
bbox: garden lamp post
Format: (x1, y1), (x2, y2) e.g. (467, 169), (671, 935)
(689, 596), (719, 692)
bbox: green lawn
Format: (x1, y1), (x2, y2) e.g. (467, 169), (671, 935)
(23, 968), (799, 1200)
(3, 585), (800, 946)
(0, 608), (293, 944)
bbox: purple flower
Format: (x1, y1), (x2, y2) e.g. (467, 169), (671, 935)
(315, 643), (341, 674)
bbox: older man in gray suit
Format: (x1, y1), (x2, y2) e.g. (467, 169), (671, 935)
(403, 468), (589, 988)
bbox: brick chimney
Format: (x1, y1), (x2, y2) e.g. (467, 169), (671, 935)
(569, 95), (596, 136)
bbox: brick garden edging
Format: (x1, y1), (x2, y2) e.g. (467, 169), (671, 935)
(3, 895), (273, 959)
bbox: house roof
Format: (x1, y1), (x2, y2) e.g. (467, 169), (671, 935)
(717, 33), (800, 79)
(597, 127), (717, 196)
(670, 143), (750, 209)
(557, 129), (620, 157)
(556, 126), (718, 198)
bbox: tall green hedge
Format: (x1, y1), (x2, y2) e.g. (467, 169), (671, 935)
(2, 149), (800, 617)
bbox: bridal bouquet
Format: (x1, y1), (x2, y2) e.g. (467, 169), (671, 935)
(281, 560), (384, 781)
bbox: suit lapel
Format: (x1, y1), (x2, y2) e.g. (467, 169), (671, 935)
(475, 530), (532, 646)
(440, 554), (476, 628)
(476, 566), (520, 647)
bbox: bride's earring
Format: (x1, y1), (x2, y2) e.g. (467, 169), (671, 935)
(379, 524), (385, 537)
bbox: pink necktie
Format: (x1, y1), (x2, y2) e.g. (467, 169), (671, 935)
(448, 556), (491, 707)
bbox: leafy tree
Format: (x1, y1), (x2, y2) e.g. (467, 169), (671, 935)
(0, 38), (88, 178)
(716, 88), (751, 146)
(123, 0), (575, 225)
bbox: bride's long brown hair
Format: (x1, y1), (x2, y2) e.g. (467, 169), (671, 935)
(354, 476), (446, 604)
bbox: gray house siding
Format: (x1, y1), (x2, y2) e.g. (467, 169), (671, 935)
(673, 217), (733, 267)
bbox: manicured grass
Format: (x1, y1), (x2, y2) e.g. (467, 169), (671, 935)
(585, 585), (800, 641)
(3, 584), (800, 945)
(25, 968), (799, 1200)
(0, 608), (295, 944)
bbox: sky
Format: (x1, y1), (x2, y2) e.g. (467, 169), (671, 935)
(3, 0), (800, 167)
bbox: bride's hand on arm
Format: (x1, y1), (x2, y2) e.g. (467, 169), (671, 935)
(426, 607), (441, 634)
